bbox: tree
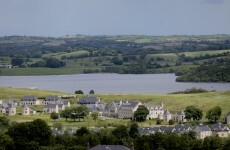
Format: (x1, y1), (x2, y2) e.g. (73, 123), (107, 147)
(75, 90), (84, 94)
(75, 127), (90, 136)
(0, 116), (10, 132)
(60, 108), (72, 121)
(112, 125), (128, 140)
(156, 119), (162, 125)
(0, 133), (14, 150)
(91, 112), (99, 121)
(134, 105), (149, 122)
(169, 119), (174, 125)
(89, 90), (95, 95)
(71, 106), (89, 122)
(185, 106), (203, 121)
(7, 119), (52, 148)
(50, 112), (59, 121)
(11, 57), (24, 66)
(206, 106), (222, 122)
(129, 122), (139, 138)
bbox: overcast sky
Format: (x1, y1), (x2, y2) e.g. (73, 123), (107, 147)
(0, 0), (230, 36)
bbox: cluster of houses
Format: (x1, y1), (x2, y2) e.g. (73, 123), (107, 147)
(0, 95), (71, 116)
(139, 123), (230, 139)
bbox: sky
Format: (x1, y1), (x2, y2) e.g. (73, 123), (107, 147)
(0, 0), (230, 36)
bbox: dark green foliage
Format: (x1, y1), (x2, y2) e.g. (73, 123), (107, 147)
(31, 57), (65, 68)
(0, 133), (14, 150)
(7, 119), (52, 148)
(185, 106), (203, 121)
(156, 119), (162, 125)
(50, 112), (59, 121)
(11, 57), (24, 66)
(171, 87), (208, 94)
(89, 90), (95, 95)
(129, 122), (139, 138)
(134, 105), (149, 122)
(70, 106), (89, 122)
(75, 90), (84, 94)
(206, 106), (222, 122)
(75, 127), (90, 136)
(0, 116), (10, 132)
(91, 112), (99, 121)
(168, 119), (174, 125)
(112, 125), (128, 140)
(60, 108), (72, 121)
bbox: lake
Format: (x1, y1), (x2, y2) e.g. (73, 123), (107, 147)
(0, 74), (229, 94)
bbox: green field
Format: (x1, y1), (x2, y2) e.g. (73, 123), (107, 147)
(180, 49), (230, 57)
(43, 50), (89, 59)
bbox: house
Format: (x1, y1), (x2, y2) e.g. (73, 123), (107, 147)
(43, 95), (70, 107)
(146, 102), (164, 119)
(43, 104), (65, 113)
(138, 127), (162, 135)
(43, 95), (63, 105)
(163, 110), (186, 123)
(163, 110), (172, 122)
(21, 103), (36, 115)
(173, 124), (192, 134)
(210, 123), (230, 138)
(89, 145), (131, 150)
(20, 95), (41, 105)
(193, 125), (212, 139)
(86, 102), (107, 116)
(174, 110), (186, 123)
(103, 100), (124, 117)
(78, 96), (100, 105)
(226, 112), (230, 124)
(0, 100), (17, 116)
(4, 104), (16, 116)
(118, 101), (142, 119)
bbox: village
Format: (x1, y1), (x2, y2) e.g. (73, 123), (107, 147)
(0, 94), (230, 140)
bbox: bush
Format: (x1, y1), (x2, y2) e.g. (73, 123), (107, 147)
(169, 119), (174, 125)
(156, 119), (162, 125)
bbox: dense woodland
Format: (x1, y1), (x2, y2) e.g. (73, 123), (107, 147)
(0, 35), (229, 82)
(0, 117), (230, 150)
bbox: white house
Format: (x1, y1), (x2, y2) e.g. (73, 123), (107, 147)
(20, 95), (41, 105)
(103, 100), (123, 117)
(118, 101), (142, 119)
(210, 123), (230, 138)
(193, 125), (212, 139)
(43, 104), (65, 113)
(163, 110), (186, 123)
(146, 102), (164, 119)
(43, 95), (70, 107)
(21, 104), (36, 115)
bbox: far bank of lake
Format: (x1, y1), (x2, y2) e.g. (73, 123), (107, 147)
(0, 74), (229, 94)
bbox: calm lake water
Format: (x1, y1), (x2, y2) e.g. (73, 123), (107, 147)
(0, 74), (229, 94)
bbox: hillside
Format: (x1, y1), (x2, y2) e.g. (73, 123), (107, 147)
(0, 35), (229, 82)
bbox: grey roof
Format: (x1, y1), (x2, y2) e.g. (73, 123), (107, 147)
(119, 101), (140, 109)
(178, 110), (185, 115)
(78, 96), (99, 104)
(7, 103), (16, 109)
(21, 95), (38, 101)
(210, 123), (230, 132)
(44, 104), (64, 109)
(147, 104), (163, 110)
(86, 104), (99, 112)
(138, 127), (161, 135)
(22, 103), (29, 108)
(160, 126), (175, 133)
(90, 145), (130, 150)
(45, 95), (62, 101)
(61, 100), (69, 106)
(193, 125), (211, 132)
(164, 109), (171, 115)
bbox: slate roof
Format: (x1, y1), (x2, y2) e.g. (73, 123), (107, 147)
(78, 96), (99, 104)
(164, 109), (171, 115)
(89, 145), (130, 150)
(86, 104), (99, 112)
(160, 126), (175, 133)
(138, 127), (161, 135)
(178, 110), (185, 115)
(8, 103), (16, 108)
(44, 104), (64, 109)
(119, 101), (140, 109)
(210, 123), (230, 132)
(45, 95), (62, 101)
(193, 125), (211, 132)
(21, 95), (38, 101)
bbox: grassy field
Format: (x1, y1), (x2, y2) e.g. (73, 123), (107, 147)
(43, 50), (89, 59)
(180, 49), (230, 57)
(1, 88), (229, 128)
